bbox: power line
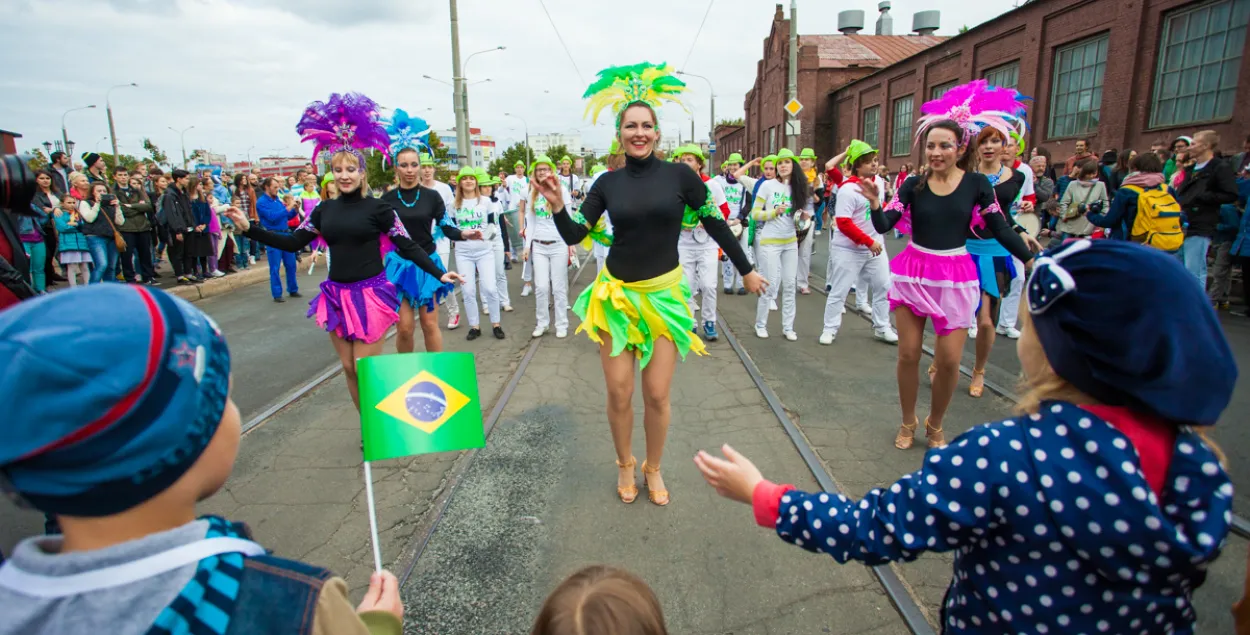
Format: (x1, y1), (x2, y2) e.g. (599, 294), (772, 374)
(680, 0), (716, 72)
(536, 0), (585, 85)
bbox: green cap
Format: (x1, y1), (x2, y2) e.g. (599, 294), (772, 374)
(762, 154), (779, 166)
(321, 173), (334, 187)
(800, 147), (817, 159)
(842, 139), (878, 169)
(775, 148), (797, 162)
(514, 160), (525, 168)
(419, 154), (436, 166)
(474, 168), (491, 185)
(529, 154), (557, 176)
(559, 155), (572, 165)
(590, 164), (607, 176)
(723, 152), (745, 167)
(676, 145), (705, 162)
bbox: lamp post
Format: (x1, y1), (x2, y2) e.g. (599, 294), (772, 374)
(505, 112), (530, 166)
(41, 141), (52, 156)
(106, 83), (138, 167)
(168, 126), (194, 169)
(677, 70), (716, 170)
(61, 105), (97, 160)
(95, 136), (109, 152)
(246, 145), (256, 170)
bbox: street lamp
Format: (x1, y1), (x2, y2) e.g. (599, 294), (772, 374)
(95, 136), (110, 152)
(41, 141), (52, 156)
(677, 70), (716, 170)
(106, 83), (138, 166)
(504, 112), (530, 166)
(246, 145), (256, 168)
(61, 105), (97, 159)
(168, 125), (194, 169)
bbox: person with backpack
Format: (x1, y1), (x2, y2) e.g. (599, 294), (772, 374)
(1088, 152), (1183, 253)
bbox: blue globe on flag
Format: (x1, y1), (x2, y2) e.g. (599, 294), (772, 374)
(405, 381), (448, 423)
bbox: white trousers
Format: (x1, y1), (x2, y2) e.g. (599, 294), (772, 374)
(796, 229), (814, 291)
(723, 230), (754, 290)
(822, 246), (891, 335)
(454, 246), (499, 327)
(999, 255), (1024, 329)
(593, 242), (610, 274)
(437, 238), (459, 316)
(492, 233), (511, 308)
(679, 245), (719, 322)
(531, 241), (569, 330)
(755, 242), (798, 332)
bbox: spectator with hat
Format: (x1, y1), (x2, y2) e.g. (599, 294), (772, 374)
(81, 153), (108, 185)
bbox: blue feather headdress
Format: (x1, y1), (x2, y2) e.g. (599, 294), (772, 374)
(385, 108), (433, 162)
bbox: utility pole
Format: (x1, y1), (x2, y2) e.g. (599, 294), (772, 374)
(449, 0), (471, 168)
(107, 83), (137, 167)
(787, 0), (800, 151)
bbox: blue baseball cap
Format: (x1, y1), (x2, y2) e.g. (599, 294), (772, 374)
(0, 286), (232, 516)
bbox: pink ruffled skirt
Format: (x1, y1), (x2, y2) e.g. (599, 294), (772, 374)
(306, 272), (400, 343)
(887, 243), (979, 336)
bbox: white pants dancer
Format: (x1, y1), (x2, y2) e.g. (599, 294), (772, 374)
(822, 246), (890, 335)
(437, 238), (460, 317)
(723, 230), (753, 291)
(998, 255), (1024, 329)
(531, 240), (569, 331)
(454, 246), (499, 328)
(492, 231), (511, 309)
(755, 242), (798, 332)
(679, 244), (719, 322)
(796, 229), (814, 291)
(593, 242), (610, 274)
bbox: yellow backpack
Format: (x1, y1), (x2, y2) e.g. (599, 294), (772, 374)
(1125, 184), (1184, 252)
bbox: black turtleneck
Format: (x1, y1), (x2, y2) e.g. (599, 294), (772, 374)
(380, 184), (461, 254)
(553, 153), (753, 282)
(245, 188), (445, 283)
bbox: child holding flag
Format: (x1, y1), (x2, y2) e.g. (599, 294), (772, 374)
(0, 285), (405, 635)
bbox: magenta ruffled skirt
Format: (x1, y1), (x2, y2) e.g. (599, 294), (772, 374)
(306, 272), (400, 343)
(887, 243), (980, 336)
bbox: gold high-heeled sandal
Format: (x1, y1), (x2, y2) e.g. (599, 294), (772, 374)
(895, 417), (920, 450)
(615, 456), (638, 504)
(927, 364), (937, 384)
(969, 368), (986, 398)
(641, 460), (670, 506)
(925, 416), (946, 449)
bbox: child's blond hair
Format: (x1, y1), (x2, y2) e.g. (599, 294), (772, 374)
(531, 565), (667, 635)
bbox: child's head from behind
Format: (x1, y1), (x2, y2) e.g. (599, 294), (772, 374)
(1014, 239), (1237, 429)
(0, 285), (239, 538)
(532, 565), (667, 635)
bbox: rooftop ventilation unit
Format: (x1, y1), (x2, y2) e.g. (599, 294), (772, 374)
(876, 1), (894, 36)
(838, 9), (866, 35)
(912, 10), (940, 36)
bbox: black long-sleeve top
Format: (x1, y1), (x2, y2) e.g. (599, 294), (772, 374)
(872, 172), (1033, 264)
(244, 189), (445, 283)
(552, 153), (753, 282)
(380, 185), (462, 254)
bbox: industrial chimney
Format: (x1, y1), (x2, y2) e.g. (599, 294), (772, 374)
(838, 9), (866, 35)
(912, 10), (940, 36)
(875, 1), (894, 36)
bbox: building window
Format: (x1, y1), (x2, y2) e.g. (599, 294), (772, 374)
(891, 96), (914, 156)
(1150, 0), (1249, 128)
(983, 61), (1020, 89)
(1048, 34), (1109, 139)
(930, 81), (957, 100)
(862, 106), (881, 149)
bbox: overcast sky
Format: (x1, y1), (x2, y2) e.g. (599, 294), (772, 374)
(2, 0), (1020, 164)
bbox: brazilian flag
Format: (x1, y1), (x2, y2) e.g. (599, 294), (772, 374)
(358, 353), (485, 461)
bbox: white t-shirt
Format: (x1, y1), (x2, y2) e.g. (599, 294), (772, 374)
(524, 184), (573, 244)
(713, 175), (747, 221)
(558, 172), (582, 196)
(504, 174), (528, 212)
(679, 176), (728, 249)
(831, 175), (885, 252)
(1012, 161), (1034, 217)
(448, 196), (494, 255)
(752, 179), (812, 243)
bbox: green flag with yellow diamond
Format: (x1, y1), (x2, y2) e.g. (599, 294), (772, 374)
(358, 352), (485, 462)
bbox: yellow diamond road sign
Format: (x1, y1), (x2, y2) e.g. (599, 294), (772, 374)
(375, 369), (472, 434)
(785, 99), (803, 116)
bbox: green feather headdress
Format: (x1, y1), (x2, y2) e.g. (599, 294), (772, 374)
(582, 62), (688, 128)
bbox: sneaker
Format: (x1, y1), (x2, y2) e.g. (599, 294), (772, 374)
(783, 331), (798, 342)
(176, 276), (193, 285)
(995, 326), (1021, 340)
(819, 331), (835, 345)
(703, 321), (718, 341)
(736, 288), (747, 296)
(532, 326), (546, 338)
(210, 270), (225, 278)
(856, 304), (870, 314)
(448, 314), (461, 330)
(723, 287), (734, 295)
(249, 255), (256, 265)
(504, 261), (513, 270)
(482, 303), (490, 314)
(1217, 301), (1230, 310)
(466, 327), (482, 341)
(814, 230), (822, 236)
(273, 297), (285, 303)
(145, 279), (159, 286)
(555, 328), (568, 338)
(755, 327), (769, 339)
(503, 305), (513, 312)
(289, 291), (302, 298)
(493, 326), (506, 339)
(969, 326), (978, 338)
(874, 328), (899, 344)
(770, 300), (778, 311)
(521, 283), (532, 297)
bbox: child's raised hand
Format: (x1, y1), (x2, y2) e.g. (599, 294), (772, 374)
(694, 444), (764, 505)
(357, 570), (404, 622)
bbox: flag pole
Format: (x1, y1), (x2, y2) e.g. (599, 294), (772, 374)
(363, 461), (383, 573)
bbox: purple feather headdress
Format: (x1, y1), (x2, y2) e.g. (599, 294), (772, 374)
(914, 80), (1029, 146)
(295, 92), (390, 168)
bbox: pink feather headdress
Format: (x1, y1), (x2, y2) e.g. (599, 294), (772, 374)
(295, 92), (390, 167)
(914, 80), (1029, 146)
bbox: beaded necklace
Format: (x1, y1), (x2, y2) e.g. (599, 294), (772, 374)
(396, 186), (421, 208)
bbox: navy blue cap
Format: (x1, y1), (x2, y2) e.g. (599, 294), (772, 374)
(0, 286), (231, 516)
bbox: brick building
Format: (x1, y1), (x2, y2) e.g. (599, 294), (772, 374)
(715, 3), (945, 164)
(0, 129), (22, 155)
(832, 0), (1250, 170)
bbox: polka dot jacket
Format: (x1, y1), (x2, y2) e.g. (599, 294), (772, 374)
(759, 401), (1232, 634)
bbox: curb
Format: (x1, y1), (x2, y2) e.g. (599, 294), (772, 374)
(166, 266), (270, 303)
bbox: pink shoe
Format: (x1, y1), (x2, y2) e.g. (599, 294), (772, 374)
(447, 314), (461, 330)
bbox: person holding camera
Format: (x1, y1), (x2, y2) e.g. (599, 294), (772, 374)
(1056, 158), (1109, 241)
(79, 181), (125, 284)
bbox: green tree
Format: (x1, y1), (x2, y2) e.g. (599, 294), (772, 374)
(958, 24), (970, 34)
(365, 150), (394, 191)
(142, 138), (169, 167)
(488, 142), (531, 176)
(100, 152), (142, 171)
(24, 148), (49, 171)
(716, 118), (745, 128)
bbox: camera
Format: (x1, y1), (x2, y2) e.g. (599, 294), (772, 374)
(0, 154), (37, 213)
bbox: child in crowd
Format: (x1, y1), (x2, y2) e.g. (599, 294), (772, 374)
(0, 285), (404, 635)
(53, 196), (91, 287)
(696, 239), (1237, 634)
(531, 565), (668, 635)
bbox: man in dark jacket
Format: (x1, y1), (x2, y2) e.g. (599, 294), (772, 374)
(48, 152), (72, 194)
(1177, 130), (1239, 288)
(114, 167), (157, 284)
(160, 169), (195, 282)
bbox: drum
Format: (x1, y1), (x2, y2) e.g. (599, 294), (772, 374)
(796, 216), (813, 243)
(1016, 213), (1041, 237)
